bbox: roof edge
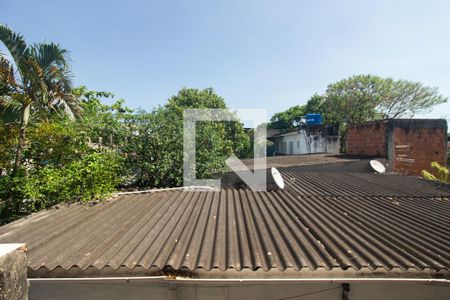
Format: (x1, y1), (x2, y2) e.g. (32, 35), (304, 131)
(28, 266), (450, 280)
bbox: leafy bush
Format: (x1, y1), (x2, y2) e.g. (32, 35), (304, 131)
(26, 120), (90, 167)
(0, 170), (37, 224)
(0, 124), (17, 174)
(421, 161), (449, 184)
(0, 152), (123, 224)
(64, 152), (123, 201)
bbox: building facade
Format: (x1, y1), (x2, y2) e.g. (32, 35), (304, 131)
(271, 128), (339, 155)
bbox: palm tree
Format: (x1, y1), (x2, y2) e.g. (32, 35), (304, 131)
(0, 25), (81, 173)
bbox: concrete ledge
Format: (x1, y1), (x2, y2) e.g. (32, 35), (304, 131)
(0, 243), (28, 300)
(387, 119), (447, 130)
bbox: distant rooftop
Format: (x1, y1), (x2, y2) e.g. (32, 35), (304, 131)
(229, 154), (386, 172)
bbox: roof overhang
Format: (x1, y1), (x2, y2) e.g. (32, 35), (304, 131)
(28, 276), (450, 286)
(28, 266), (450, 280)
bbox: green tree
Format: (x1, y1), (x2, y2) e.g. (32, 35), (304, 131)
(131, 88), (249, 187)
(324, 75), (383, 125)
(0, 25), (81, 172)
(304, 94), (326, 116)
(377, 79), (447, 119)
(268, 105), (306, 130)
(72, 86), (133, 150)
(322, 75), (447, 126)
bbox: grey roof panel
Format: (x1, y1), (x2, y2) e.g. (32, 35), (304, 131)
(282, 172), (450, 197)
(0, 172), (449, 277)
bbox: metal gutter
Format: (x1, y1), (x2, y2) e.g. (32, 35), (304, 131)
(28, 277), (450, 284)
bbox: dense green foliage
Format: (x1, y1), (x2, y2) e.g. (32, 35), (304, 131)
(323, 75), (383, 125)
(268, 105), (306, 130)
(0, 124), (17, 175)
(0, 84), (250, 223)
(0, 152), (122, 223)
(0, 85), (127, 223)
(304, 94), (326, 116)
(268, 94), (328, 130)
(0, 22), (251, 223)
(121, 88), (250, 187)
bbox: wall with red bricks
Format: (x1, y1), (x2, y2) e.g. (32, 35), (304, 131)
(346, 121), (387, 157)
(392, 127), (447, 175)
(346, 119), (447, 175)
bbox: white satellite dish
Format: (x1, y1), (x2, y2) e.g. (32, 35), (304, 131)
(370, 160), (386, 173)
(271, 167), (285, 189)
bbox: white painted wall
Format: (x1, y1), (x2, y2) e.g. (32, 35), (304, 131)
(273, 130), (339, 155)
(29, 281), (450, 300)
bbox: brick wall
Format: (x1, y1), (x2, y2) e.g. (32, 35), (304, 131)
(346, 119), (447, 175)
(392, 126), (447, 175)
(346, 121), (387, 157)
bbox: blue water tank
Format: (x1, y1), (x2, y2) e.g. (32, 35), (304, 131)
(305, 114), (322, 125)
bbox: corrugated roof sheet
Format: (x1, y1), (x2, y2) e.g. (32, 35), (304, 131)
(0, 172), (449, 278)
(282, 172), (450, 197)
(236, 154), (368, 170)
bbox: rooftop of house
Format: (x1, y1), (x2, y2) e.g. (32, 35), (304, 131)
(228, 154), (387, 172)
(0, 171), (448, 279)
(269, 129), (299, 137)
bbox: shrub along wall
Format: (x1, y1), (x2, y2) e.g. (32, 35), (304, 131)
(0, 152), (122, 224)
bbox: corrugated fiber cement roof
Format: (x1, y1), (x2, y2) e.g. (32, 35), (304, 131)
(0, 172), (449, 278)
